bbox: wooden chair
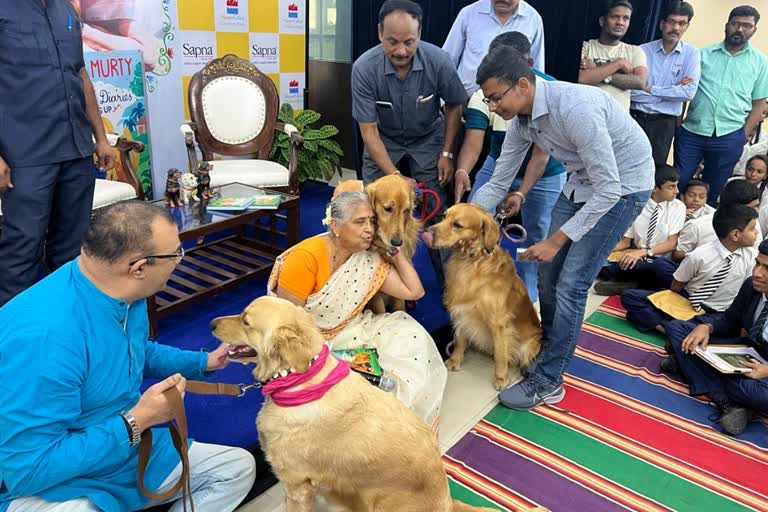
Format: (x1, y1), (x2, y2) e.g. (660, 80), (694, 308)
(180, 54), (303, 194)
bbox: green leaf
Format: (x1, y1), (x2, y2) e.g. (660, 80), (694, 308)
(317, 139), (343, 156)
(280, 147), (290, 163)
(304, 125), (339, 141)
(274, 137), (290, 149)
(276, 131), (288, 142)
(269, 144), (278, 159)
(302, 140), (318, 152)
(293, 110), (321, 129)
(278, 103), (294, 124)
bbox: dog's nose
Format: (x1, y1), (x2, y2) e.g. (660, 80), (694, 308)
(391, 238), (403, 247)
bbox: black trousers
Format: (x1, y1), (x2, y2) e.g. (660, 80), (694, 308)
(0, 157), (95, 306)
(630, 110), (678, 166)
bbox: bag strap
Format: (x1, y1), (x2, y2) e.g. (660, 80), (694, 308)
(136, 380), (255, 511)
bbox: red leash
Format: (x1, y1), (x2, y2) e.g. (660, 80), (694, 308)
(415, 182), (442, 223)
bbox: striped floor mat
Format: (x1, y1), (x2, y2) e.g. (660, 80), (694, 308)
(445, 296), (768, 511)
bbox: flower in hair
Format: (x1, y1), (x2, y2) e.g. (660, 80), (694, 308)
(321, 204), (333, 226)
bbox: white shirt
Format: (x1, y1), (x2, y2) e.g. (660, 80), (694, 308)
(581, 39), (648, 110)
(688, 204), (715, 220)
(674, 240), (756, 312)
(626, 198), (686, 254)
(677, 214), (764, 254)
(759, 204), (768, 235)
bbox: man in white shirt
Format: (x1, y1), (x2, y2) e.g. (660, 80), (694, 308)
(622, 204), (758, 333)
(596, 165), (686, 295)
(578, 0), (648, 110)
(443, 0), (545, 96)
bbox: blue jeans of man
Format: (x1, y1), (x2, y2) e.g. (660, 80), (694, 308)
(468, 155), (566, 302)
(665, 320), (768, 413)
(528, 191), (650, 388)
(674, 126), (747, 207)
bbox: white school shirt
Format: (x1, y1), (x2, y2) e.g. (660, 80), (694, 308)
(688, 204), (715, 220)
(625, 198), (686, 255)
(674, 240), (757, 312)
(677, 214), (764, 254)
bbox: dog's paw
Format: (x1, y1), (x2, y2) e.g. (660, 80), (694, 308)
(494, 375), (510, 391)
(445, 357), (462, 371)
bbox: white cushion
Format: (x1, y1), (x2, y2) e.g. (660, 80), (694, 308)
(92, 179), (137, 209)
(207, 159), (290, 189)
(0, 179), (136, 215)
(202, 77), (267, 145)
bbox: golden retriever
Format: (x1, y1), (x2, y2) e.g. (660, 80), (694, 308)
(211, 296), (548, 512)
(334, 175), (421, 313)
(428, 204), (542, 390)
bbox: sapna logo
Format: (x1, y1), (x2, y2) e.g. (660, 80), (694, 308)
(288, 3), (299, 18)
(227, 0), (239, 15)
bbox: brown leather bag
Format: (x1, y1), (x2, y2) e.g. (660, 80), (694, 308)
(136, 381), (257, 512)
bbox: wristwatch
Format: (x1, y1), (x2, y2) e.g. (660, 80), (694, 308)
(121, 412), (142, 448)
(603, 75), (613, 84)
(646, 248), (654, 259)
(440, 151), (454, 160)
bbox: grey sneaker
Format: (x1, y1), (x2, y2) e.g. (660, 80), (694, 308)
(499, 378), (566, 411)
(718, 404), (753, 436)
(593, 280), (639, 296)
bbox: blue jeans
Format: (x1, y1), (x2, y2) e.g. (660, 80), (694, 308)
(469, 155), (566, 302)
(666, 320), (768, 413)
(529, 191), (650, 388)
(674, 126), (747, 207)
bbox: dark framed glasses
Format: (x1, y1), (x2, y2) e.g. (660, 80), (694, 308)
(129, 246), (185, 266)
(482, 85), (514, 106)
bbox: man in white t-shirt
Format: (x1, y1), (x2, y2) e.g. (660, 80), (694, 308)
(579, 0), (647, 110)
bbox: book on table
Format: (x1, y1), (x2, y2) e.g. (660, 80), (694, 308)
(206, 196), (256, 211)
(694, 344), (768, 374)
(331, 348), (383, 377)
(247, 195), (282, 210)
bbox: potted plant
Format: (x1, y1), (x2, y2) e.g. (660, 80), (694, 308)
(270, 104), (344, 183)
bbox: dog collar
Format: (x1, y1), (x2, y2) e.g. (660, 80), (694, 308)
(261, 344), (350, 407)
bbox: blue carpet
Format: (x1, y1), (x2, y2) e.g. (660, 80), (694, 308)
(146, 180), (455, 496)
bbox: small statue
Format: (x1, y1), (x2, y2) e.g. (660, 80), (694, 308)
(180, 172), (199, 205)
(163, 168), (182, 207)
(194, 162), (214, 200)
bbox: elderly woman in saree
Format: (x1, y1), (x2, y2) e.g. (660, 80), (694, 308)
(267, 192), (447, 428)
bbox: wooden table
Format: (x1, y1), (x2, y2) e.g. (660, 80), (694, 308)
(148, 183), (299, 338)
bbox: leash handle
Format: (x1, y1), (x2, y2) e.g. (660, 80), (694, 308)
(416, 183), (441, 224)
(136, 380), (259, 510)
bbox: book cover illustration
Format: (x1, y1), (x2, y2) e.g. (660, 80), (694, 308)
(206, 196), (256, 211)
(332, 348), (383, 377)
(247, 195), (283, 210)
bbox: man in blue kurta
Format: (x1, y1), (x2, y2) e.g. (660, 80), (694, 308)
(0, 201), (255, 512)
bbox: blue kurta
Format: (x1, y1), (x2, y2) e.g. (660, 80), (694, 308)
(0, 260), (209, 511)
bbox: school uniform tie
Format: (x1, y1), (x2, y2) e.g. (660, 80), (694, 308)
(688, 254), (734, 311)
(749, 297), (768, 345)
(646, 204), (660, 248)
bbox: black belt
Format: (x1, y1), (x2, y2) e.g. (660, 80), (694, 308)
(630, 110), (677, 120)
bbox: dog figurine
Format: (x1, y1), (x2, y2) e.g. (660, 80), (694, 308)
(193, 162), (214, 201)
(428, 203), (542, 390)
(180, 172), (198, 205)
(163, 168), (182, 208)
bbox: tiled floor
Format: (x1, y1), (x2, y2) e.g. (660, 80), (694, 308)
(237, 292), (606, 512)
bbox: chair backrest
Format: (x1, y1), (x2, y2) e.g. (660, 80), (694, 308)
(188, 54), (279, 160)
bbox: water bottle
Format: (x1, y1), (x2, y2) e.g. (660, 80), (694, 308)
(352, 369), (397, 392)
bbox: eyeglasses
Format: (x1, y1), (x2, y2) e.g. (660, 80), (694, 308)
(129, 246), (185, 266)
(728, 20), (755, 31)
(482, 85), (514, 106)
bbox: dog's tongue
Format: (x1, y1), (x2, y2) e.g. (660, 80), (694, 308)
(421, 231), (434, 248)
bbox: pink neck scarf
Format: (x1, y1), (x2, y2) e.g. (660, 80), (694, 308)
(261, 344), (350, 407)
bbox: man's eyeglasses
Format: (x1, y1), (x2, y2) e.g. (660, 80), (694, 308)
(129, 246), (185, 266)
(663, 19), (689, 28)
(482, 85), (514, 106)
(728, 20), (755, 31)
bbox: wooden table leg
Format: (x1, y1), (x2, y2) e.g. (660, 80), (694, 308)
(147, 295), (160, 339)
(287, 202), (300, 245)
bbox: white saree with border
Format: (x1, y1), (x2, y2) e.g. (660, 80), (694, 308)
(268, 248), (447, 428)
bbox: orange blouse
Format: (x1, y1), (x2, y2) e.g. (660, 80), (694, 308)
(277, 236), (332, 301)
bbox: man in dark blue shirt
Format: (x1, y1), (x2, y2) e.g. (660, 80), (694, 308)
(0, 0), (115, 306)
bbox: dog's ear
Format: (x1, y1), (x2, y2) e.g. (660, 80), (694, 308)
(268, 322), (315, 373)
(481, 214), (500, 252)
(365, 181), (378, 210)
